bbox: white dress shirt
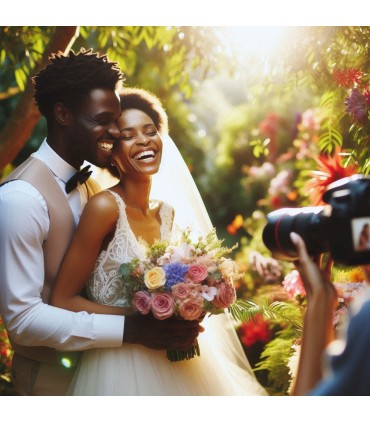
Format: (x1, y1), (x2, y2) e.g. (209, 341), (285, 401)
(0, 140), (124, 351)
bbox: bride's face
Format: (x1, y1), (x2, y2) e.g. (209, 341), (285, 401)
(112, 108), (163, 177)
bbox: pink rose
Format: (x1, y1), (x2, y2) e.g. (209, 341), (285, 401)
(187, 264), (208, 283)
(282, 270), (306, 299)
(151, 292), (175, 320)
(171, 282), (190, 300)
(178, 297), (204, 321)
(132, 291), (152, 315)
(212, 283), (236, 309)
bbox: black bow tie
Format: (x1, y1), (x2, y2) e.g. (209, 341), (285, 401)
(65, 165), (93, 194)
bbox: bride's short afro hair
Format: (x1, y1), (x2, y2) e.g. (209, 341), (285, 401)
(33, 48), (124, 117)
(119, 87), (169, 135)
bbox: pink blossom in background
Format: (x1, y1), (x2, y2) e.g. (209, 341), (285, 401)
(300, 109), (320, 132)
(268, 169), (292, 197)
(249, 250), (282, 283)
(282, 270), (307, 299)
(248, 162), (275, 178)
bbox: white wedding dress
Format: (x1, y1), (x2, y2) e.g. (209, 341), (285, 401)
(67, 190), (267, 396)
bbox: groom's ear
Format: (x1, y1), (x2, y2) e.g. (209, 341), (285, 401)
(54, 102), (72, 127)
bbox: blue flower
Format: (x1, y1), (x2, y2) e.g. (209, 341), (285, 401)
(164, 262), (189, 288)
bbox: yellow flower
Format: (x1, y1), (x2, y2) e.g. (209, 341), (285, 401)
(144, 267), (166, 290)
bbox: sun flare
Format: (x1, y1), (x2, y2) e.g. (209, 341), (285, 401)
(218, 26), (288, 60)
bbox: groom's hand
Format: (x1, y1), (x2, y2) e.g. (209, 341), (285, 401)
(122, 314), (202, 350)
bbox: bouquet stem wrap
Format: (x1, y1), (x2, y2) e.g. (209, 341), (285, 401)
(167, 340), (201, 362)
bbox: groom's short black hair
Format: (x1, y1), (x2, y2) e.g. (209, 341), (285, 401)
(33, 48), (124, 118)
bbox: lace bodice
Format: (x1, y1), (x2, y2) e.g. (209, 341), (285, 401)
(86, 190), (174, 307)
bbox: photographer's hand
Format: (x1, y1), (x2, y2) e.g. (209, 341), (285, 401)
(290, 232), (338, 396)
(361, 264), (370, 282)
(291, 232), (336, 301)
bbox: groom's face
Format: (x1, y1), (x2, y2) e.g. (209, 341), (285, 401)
(64, 88), (121, 168)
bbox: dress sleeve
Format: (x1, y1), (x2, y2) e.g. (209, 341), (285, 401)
(0, 182), (124, 351)
(308, 300), (370, 395)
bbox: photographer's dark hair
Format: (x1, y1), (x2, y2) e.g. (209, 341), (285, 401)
(33, 48), (124, 118)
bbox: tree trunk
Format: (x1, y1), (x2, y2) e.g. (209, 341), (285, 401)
(0, 26), (79, 171)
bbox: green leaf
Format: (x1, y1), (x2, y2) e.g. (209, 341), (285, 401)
(0, 49), (6, 65)
(14, 67), (26, 91)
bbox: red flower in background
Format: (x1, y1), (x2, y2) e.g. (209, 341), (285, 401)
(332, 68), (363, 88)
(239, 314), (271, 347)
(305, 148), (359, 206)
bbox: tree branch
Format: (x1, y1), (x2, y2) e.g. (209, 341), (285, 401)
(0, 26), (79, 172)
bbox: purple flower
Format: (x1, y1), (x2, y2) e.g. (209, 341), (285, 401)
(345, 88), (368, 123)
(164, 262), (189, 288)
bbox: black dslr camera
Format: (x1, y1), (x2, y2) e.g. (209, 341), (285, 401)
(262, 175), (370, 266)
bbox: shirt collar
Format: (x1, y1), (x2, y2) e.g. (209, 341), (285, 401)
(32, 139), (78, 183)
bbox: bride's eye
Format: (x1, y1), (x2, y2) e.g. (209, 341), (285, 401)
(120, 132), (133, 141)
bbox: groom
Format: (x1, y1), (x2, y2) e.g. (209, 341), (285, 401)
(0, 48), (200, 395)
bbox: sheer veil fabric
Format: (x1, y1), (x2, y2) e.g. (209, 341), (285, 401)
(87, 135), (267, 395)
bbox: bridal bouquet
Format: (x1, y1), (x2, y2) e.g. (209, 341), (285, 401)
(119, 228), (242, 361)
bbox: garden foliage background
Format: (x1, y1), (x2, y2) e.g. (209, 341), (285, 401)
(0, 25), (369, 395)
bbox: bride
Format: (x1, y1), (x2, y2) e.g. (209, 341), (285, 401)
(51, 87), (267, 396)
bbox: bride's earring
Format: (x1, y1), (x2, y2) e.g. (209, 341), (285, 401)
(111, 162), (115, 167)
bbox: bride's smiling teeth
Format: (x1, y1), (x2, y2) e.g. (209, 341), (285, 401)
(133, 150), (156, 160)
(98, 141), (114, 151)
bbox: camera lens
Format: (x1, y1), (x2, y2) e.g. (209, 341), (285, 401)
(262, 207), (330, 260)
